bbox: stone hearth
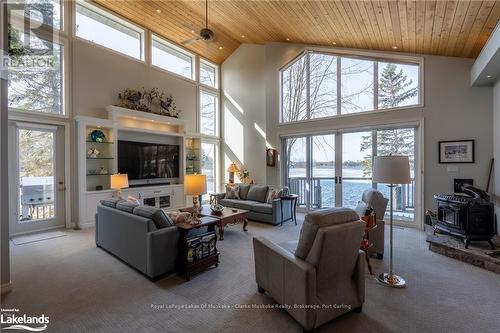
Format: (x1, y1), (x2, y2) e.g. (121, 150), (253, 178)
(426, 228), (500, 274)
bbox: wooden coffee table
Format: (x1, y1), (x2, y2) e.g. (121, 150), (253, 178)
(181, 206), (249, 240)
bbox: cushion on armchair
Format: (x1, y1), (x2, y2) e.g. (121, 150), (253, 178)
(295, 208), (360, 260)
(361, 189), (388, 220)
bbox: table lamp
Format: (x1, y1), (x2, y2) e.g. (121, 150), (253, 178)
(184, 174), (207, 218)
(110, 173), (129, 198)
(227, 163), (240, 184)
(372, 155), (411, 288)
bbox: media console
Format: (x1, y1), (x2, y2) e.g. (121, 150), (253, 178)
(75, 106), (188, 228)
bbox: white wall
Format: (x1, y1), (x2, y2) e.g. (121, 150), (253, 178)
(221, 44), (267, 184)
(260, 42), (493, 216)
(70, 40), (201, 223)
(493, 80), (500, 233)
(72, 40), (198, 132)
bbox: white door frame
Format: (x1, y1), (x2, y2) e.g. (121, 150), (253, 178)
(8, 114), (72, 232)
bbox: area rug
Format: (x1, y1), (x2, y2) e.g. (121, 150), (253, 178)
(11, 230), (67, 245)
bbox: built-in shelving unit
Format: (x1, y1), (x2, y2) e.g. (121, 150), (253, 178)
(185, 137), (202, 175)
(75, 106), (188, 228)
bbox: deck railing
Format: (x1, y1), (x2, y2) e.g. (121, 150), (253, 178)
(287, 176), (414, 214)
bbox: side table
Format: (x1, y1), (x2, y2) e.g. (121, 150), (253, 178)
(360, 223), (378, 275)
(279, 194), (298, 226)
(176, 216), (220, 281)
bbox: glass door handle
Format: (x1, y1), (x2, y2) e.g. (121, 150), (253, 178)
(339, 176), (342, 184)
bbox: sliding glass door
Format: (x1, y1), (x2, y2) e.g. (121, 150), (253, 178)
(282, 126), (418, 223)
(342, 131), (374, 209)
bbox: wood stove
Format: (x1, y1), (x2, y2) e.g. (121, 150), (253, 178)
(434, 185), (495, 249)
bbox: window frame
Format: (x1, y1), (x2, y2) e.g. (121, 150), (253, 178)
(279, 49), (424, 125)
(200, 139), (220, 198)
(199, 58), (219, 89)
(7, 15), (69, 118)
(151, 34), (196, 81)
(198, 88), (220, 138)
(73, 0), (146, 62)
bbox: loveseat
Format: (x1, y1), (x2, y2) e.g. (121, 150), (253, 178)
(215, 184), (293, 225)
(96, 200), (179, 280)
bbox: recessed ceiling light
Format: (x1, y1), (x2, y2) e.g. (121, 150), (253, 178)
(156, 9), (161, 14)
(286, 38), (290, 41)
(151, 120), (155, 122)
(218, 46), (223, 50)
(241, 35), (246, 38)
(332, 42), (337, 45)
(487, 75), (493, 78)
(191, 30), (195, 33)
(391, 45), (398, 49)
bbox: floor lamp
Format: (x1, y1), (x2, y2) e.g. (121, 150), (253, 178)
(372, 155), (411, 288)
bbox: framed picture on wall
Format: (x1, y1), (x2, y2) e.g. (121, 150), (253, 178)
(439, 140), (475, 163)
(266, 148), (277, 167)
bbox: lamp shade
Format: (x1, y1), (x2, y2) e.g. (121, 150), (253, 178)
(227, 163), (240, 173)
(184, 174), (207, 195)
(372, 156), (411, 184)
(110, 173), (129, 190)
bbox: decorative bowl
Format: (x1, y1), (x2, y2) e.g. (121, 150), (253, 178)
(90, 130), (106, 143)
(210, 204), (225, 214)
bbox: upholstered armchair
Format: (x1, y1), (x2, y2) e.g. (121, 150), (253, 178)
(360, 189), (388, 259)
(253, 208), (365, 332)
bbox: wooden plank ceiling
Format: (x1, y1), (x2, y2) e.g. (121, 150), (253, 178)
(95, 0), (500, 64)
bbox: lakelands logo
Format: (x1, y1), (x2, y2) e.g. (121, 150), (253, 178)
(1, 308), (49, 332)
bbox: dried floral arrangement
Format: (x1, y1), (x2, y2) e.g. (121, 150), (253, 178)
(116, 88), (180, 118)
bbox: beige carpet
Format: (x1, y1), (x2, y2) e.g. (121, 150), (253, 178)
(2, 215), (500, 333)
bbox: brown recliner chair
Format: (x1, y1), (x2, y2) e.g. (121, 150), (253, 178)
(360, 189), (388, 259)
(253, 208), (365, 332)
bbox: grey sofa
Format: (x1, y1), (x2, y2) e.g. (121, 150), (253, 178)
(215, 184), (293, 225)
(96, 205), (179, 280)
(360, 189), (388, 259)
(253, 208), (365, 332)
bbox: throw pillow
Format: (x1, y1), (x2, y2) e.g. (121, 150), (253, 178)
(166, 211), (193, 224)
(237, 184), (251, 200)
(100, 197), (121, 208)
(226, 186), (240, 200)
(266, 189), (283, 204)
(247, 185), (269, 203)
(354, 201), (368, 218)
(133, 205), (173, 229)
(116, 200), (139, 213)
(127, 195), (141, 205)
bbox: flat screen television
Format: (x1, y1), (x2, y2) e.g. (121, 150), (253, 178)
(118, 140), (179, 180)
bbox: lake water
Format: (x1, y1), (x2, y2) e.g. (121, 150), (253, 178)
(289, 167), (414, 221)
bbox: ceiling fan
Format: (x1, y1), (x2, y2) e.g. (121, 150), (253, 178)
(182, 0), (215, 45)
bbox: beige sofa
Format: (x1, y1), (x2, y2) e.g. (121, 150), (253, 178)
(253, 208), (365, 332)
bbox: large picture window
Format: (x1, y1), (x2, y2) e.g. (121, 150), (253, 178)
(200, 59), (218, 88)
(8, 29), (64, 114)
(75, 1), (144, 60)
(199, 90), (218, 136)
(280, 51), (421, 123)
(152, 35), (195, 80)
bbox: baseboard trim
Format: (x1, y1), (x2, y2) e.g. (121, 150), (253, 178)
(1, 281), (12, 295)
(78, 222), (95, 229)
